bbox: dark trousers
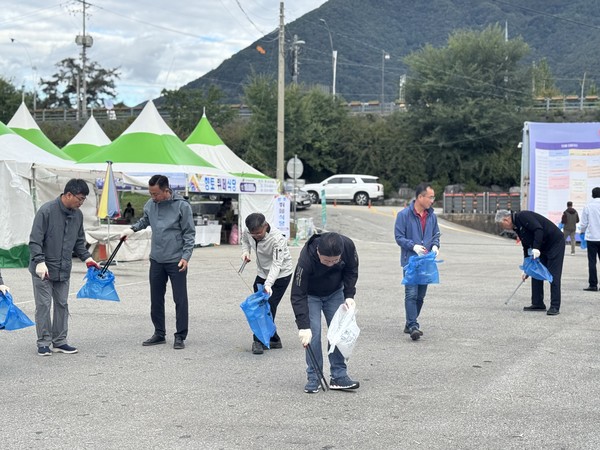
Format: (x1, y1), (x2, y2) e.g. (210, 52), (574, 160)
(531, 240), (565, 310)
(149, 260), (189, 340)
(252, 274), (292, 343)
(586, 240), (600, 287)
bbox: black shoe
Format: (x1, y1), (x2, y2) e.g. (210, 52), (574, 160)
(173, 337), (185, 349)
(404, 326), (423, 336)
(252, 341), (264, 354)
(583, 286), (598, 291)
(547, 307), (560, 316)
(142, 334), (166, 346)
(523, 305), (546, 311)
(269, 340), (283, 349)
(409, 327), (421, 341)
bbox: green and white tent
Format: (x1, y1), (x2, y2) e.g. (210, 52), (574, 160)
(0, 121), (82, 267)
(7, 102), (74, 161)
(63, 115), (111, 161)
(76, 101), (233, 189)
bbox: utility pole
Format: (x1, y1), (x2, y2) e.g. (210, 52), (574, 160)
(580, 72), (587, 110)
(276, 2), (285, 191)
(381, 50), (390, 114)
(291, 34), (305, 84)
(320, 18), (337, 97)
(75, 0), (93, 120)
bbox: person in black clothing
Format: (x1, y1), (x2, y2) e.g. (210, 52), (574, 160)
(123, 202), (135, 223)
(495, 209), (565, 315)
(290, 232), (360, 393)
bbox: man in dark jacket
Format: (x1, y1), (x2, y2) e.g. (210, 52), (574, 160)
(496, 209), (565, 315)
(29, 179), (100, 356)
(290, 232), (359, 393)
(561, 201), (579, 255)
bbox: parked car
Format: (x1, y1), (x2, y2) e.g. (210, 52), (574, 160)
(284, 182), (312, 210)
(303, 175), (384, 206)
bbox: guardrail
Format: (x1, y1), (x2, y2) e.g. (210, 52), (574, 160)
(443, 192), (521, 214)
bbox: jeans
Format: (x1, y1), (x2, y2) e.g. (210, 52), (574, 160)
(404, 282), (428, 330)
(149, 259), (189, 340)
(586, 240), (600, 288)
(306, 287), (347, 381)
(252, 274), (291, 343)
(563, 229), (576, 253)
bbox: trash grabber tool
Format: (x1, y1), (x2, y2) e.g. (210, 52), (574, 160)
(306, 343), (329, 391)
(505, 278), (526, 305)
(238, 259), (248, 274)
(100, 238), (124, 276)
(229, 261), (253, 293)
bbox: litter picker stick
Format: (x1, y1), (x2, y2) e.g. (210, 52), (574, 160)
(505, 279), (526, 305)
(306, 344), (329, 391)
(238, 260), (248, 274)
(100, 238), (124, 276)
(229, 261), (253, 293)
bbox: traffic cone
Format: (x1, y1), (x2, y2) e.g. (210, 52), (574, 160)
(334, 198), (337, 207)
(368, 199), (372, 208)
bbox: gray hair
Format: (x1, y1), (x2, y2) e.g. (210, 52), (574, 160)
(494, 209), (512, 223)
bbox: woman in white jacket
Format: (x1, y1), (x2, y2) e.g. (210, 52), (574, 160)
(241, 213), (293, 354)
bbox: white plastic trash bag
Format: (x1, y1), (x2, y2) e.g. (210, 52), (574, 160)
(327, 303), (360, 360)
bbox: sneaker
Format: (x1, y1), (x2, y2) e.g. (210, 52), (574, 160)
(37, 346), (52, 356)
(404, 326), (423, 336)
(330, 376), (360, 390)
(173, 337), (185, 350)
(52, 344), (78, 354)
(269, 340), (283, 349)
(252, 341), (264, 354)
(142, 334), (166, 346)
(409, 327), (421, 341)
(304, 379), (320, 394)
(547, 307), (560, 316)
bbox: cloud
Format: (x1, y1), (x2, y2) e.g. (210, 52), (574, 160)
(0, 0), (326, 106)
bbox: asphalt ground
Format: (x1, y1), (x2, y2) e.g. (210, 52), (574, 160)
(1, 204), (599, 449)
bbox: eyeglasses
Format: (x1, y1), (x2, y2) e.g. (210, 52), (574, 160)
(317, 250), (341, 266)
(420, 195), (435, 201)
(72, 194), (86, 203)
(250, 224), (267, 237)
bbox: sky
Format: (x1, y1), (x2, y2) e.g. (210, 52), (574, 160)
(0, 1), (328, 107)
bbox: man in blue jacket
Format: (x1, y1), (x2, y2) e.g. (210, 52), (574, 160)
(121, 175), (195, 349)
(394, 183), (440, 341)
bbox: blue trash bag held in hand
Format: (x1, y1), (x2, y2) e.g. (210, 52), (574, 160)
(580, 232), (587, 250)
(520, 257), (553, 283)
(240, 284), (276, 348)
(402, 252), (442, 285)
(0, 292), (35, 331)
(76, 267), (120, 301)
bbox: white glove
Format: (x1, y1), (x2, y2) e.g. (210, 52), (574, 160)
(0, 285), (9, 295)
(264, 285), (273, 296)
(298, 329), (312, 347)
(36, 262), (49, 279)
(120, 227), (135, 240)
(413, 245), (427, 256)
(345, 298), (356, 309)
(531, 249), (540, 259)
(241, 252), (251, 262)
(432, 245), (439, 257)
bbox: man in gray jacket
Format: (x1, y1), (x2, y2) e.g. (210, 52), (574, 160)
(121, 175), (195, 349)
(29, 178), (100, 356)
(241, 213), (293, 354)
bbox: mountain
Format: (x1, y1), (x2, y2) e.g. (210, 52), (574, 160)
(181, 0), (600, 104)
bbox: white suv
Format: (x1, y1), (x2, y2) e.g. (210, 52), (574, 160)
(303, 175), (384, 206)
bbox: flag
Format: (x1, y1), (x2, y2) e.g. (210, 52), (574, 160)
(97, 161), (121, 220)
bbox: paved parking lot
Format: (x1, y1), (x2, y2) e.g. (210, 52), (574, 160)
(1, 204), (599, 449)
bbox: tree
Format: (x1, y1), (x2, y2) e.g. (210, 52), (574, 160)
(160, 85), (236, 139)
(401, 24), (531, 188)
(39, 58), (120, 109)
(0, 76), (31, 123)
(532, 58), (561, 98)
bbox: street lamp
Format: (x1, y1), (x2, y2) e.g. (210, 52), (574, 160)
(381, 50), (390, 113)
(320, 18), (337, 97)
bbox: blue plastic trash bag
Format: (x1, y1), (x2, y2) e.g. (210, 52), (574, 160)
(402, 252), (442, 285)
(240, 284), (276, 348)
(520, 256), (553, 283)
(581, 232), (587, 250)
(76, 267), (120, 301)
(0, 291), (35, 330)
